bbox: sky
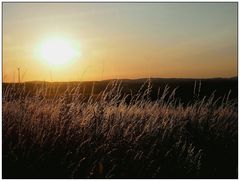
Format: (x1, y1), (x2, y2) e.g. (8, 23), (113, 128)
(3, 3), (237, 82)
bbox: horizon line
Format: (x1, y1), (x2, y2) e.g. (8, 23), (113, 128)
(2, 76), (238, 84)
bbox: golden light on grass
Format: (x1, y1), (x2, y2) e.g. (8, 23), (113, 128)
(38, 37), (79, 66)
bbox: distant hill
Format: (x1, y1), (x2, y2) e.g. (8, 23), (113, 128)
(3, 77), (237, 104)
(3, 76), (238, 84)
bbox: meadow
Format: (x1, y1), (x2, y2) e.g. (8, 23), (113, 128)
(2, 78), (238, 178)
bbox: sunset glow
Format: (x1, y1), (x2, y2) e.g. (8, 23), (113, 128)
(3, 3), (237, 82)
(38, 38), (78, 66)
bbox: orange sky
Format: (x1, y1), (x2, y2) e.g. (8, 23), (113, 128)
(3, 3), (237, 82)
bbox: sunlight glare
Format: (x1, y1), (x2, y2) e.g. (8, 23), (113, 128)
(39, 38), (78, 66)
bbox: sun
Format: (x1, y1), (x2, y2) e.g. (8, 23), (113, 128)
(39, 38), (78, 66)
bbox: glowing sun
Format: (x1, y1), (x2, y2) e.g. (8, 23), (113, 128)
(39, 38), (78, 66)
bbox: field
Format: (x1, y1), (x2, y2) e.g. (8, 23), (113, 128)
(2, 78), (238, 178)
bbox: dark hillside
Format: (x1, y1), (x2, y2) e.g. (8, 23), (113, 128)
(3, 77), (237, 103)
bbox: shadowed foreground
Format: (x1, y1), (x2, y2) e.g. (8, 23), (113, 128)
(3, 81), (237, 178)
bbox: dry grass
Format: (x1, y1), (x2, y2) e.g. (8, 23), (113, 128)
(2, 81), (238, 178)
